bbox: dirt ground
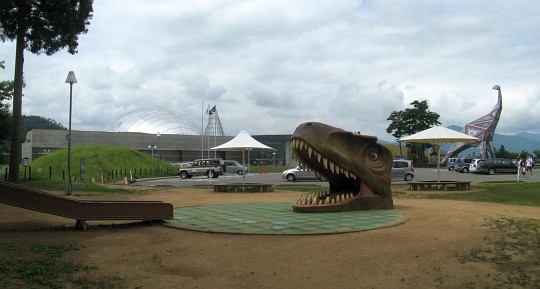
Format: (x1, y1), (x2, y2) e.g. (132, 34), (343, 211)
(0, 187), (539, 289)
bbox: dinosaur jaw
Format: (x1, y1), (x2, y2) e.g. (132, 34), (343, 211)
(290, 137), (392, 212)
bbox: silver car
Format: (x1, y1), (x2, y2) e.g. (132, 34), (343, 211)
(223, 160), (248, 175)
(446, 158), (458, 171)
(392, 160), (414, 181)
(282, 166), (326, 182)
(469, 159), (484, 173)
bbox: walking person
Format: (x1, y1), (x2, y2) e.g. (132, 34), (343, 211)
(526, 155), (534, 177)
(517, 157), (526, 178)
(517, 156), (524, 179)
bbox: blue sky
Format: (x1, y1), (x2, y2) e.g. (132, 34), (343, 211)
(1, 0), (539, 141)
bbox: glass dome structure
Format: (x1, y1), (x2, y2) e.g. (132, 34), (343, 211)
(108, 107), (200, 135)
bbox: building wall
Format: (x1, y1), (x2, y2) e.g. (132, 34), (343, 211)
(23, 129), (292, 165)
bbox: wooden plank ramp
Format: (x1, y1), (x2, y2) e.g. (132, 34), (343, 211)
(0, 181), (173, 230)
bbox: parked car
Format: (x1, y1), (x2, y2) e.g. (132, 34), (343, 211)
(477, 158), (517, 175)
(469, 159), (484, 173)
(446, 157), (458, 171)
(179, 158), (225, 179)
(455, 157), (475, 173)
(223, 160), (248, 175)
(392, 159), (414, 181)
(172, 162), (192, 168)
(282, 166), (326, 182)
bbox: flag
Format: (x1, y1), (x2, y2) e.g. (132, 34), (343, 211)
(204, 104), (210, 115)
(208, 105), (216, 115)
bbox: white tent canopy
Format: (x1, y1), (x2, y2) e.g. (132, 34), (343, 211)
(399, 126), (479, 144)
(211, 131), (275, 183)
(211, 131), (275, 151)
(399, 126), (478, 182)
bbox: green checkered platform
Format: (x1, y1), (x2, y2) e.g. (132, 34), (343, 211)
(164, 203), (408, 235)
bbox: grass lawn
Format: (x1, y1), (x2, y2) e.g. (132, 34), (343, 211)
(420, 182), (540, 206)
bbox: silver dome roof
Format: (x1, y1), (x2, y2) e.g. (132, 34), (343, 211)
(108, 107), (200, 135)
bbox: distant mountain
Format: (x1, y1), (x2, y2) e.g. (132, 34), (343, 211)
(382, 125), (540, 154)
(447, 125), (540, 153)
(516, 131), (540, 143)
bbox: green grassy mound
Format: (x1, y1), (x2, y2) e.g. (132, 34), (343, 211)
(28, 146), (176, 182)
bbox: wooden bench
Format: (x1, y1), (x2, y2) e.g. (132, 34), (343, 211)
(214, 183), (273, 193)
(408, 180), (471, 191)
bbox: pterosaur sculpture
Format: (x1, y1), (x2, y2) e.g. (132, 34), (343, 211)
(443, 85), (502, 162)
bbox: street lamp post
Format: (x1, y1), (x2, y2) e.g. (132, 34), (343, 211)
(148, 145), (156, 157)
(157, 132), (161, 160)
(65, 71), (77, 195)
(157, 132), (161, 171)
(272, 152), (276, 171)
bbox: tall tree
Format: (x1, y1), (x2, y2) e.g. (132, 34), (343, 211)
(386, 100), (441, 163)
(0, 80), (13, 144)
(386, 111), (406, 155)
(0, 61), (13, 149)
(0, 0), (93, 183)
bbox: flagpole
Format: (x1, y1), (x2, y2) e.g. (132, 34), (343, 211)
(214, 108), (217, 158)
(201, 102), (204, 159)
(207, 107), (210, 158)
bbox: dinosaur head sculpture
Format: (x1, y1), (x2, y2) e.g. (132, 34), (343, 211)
(291, 122), (393, 212)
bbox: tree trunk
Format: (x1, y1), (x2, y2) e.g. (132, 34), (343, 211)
(8, 30), (24, 183)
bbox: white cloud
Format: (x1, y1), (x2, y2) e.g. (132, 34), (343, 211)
(1, 0), (540, 141)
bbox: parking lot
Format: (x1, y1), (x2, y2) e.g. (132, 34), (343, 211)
(134, 167), (539, 187)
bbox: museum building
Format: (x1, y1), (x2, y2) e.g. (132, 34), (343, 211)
(22, 129), (293, 166)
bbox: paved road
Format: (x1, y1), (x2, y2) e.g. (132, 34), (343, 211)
(133, 167), (539, 187)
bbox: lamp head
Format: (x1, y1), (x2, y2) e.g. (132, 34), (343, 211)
(65, 71), (78, 84)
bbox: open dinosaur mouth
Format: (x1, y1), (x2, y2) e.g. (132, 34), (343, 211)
(290, 138), (376, 212)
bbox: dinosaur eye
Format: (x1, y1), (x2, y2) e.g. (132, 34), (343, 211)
(368, 151), (379, 161)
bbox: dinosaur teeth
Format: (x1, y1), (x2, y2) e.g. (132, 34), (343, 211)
(292, 138), (362, 187)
